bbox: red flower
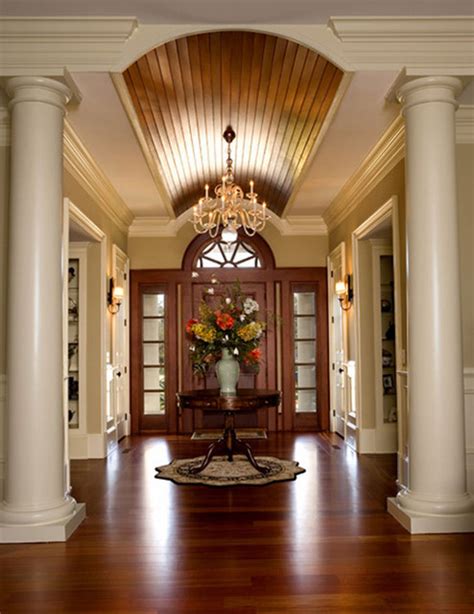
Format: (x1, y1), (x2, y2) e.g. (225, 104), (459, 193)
(186, 318), (198, 334)
(249, 348), (261, 361)
(215, 310), (235, 330)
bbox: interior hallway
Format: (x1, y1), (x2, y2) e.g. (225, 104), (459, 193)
(1, 433), (473, 613)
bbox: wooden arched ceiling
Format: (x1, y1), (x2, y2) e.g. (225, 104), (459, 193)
(123, 31), (343, 217)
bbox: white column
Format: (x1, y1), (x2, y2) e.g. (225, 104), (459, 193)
(0, 77), (85, 542)
(388, 76), (474, 533)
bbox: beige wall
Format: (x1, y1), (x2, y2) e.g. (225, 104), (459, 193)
(129, 223), (329, 270)
(329, 160), (407, 361)
(328, 145), (474, 369)
(457, 144), (474, 367)
(0, 145), (9, 377)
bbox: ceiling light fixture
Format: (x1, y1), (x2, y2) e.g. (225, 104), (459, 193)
(191, 126), (269, 244)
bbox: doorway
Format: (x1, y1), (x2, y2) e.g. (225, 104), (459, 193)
(130, 232), (329, 434)
(352, 196), (403, 454)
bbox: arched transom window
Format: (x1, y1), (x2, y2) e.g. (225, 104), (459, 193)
(196, 238), (262, 268)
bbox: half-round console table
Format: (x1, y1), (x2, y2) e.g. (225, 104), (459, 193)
(177, 389), (281, 474)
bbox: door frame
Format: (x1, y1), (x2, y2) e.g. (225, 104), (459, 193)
(327, 241), (347, 434)
(352, 195), (403, 454)
(111, 244), (130, 439)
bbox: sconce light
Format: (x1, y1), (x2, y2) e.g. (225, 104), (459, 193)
(107, 277), (124, 314)
(335, 274), (353, 311)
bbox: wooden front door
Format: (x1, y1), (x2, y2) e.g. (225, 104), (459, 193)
(130, 233), (329, 434)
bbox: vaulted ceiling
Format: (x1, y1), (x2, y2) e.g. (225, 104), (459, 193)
(123, 31), (343, 217)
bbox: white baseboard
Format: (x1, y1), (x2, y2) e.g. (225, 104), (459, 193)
(464, 368), (474, 495)
(358, 427), (376, 453)
(68, 432), (109, 459)
(87, 433), (108, 459)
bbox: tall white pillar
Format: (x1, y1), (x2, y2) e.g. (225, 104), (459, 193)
(388, 76), (474, 533)
(0, 77), (85, 542)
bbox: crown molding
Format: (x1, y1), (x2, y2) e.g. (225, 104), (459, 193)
(0, 17), (137, 74)
(456, 105), (474, 144)
(110, 72), (175, 218)
(129, 211), (327, 238)
(328, 16), (474, 73)
(63, 120), (134, 234)
(271, 215), (327, 236)
(323, 115), (405, 232)
(128, 216), (179, 238)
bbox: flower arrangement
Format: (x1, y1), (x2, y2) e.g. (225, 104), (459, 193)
(186, 281), (266, 376)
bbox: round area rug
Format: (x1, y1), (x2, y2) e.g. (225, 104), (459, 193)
(155, 454), (305, 487)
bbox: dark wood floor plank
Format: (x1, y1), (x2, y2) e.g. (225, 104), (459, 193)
(0, 433), (473, 613)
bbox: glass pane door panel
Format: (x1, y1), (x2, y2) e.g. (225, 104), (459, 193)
(143, 318), (165, 341)
(294, 316), (316, 340)
(143, 343), (165, 366)
(296, 389), (317, 413)
(293, 289), (317, 417)
(142, 292), (166, 420)
(295, 341), (315, 363)
(144, 391), (165, 415)
(144, 367), (165, 390)
(143, 294), (165, 317)
(295, 365), (316, 388)
(293, 292), (315, 315)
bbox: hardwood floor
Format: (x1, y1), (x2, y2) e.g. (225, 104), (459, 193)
(1, 433), (473, 613)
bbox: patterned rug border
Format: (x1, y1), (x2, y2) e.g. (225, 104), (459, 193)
(154, 455), (305, 488)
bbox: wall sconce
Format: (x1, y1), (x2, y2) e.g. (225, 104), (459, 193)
(335, 274), (353, 311)
(107, 277), (124, 314)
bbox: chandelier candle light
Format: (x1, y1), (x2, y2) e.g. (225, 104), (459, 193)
(191, 126), (269, 244)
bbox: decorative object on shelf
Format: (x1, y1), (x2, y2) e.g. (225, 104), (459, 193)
(383, 374), (395, 394)
(335, 274), (353, 311)
(381, 298), (392, 312)
(191, 125), (269, 244)
(382, 348), (393, 367)
(107, 277), (124, 314)
(388, 406), (398, 423)
(384, 321), (395, 340)
(186, 280), (267, 392)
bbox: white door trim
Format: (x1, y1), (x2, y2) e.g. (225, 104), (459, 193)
(352, 195), (403, 458)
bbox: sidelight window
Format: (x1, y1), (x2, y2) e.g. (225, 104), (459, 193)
(293, 291), (317, 413)
(142, 293), (166, 415)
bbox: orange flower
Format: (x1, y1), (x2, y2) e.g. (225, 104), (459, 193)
(215, 310), (235, 330)
(186, 318), (198, 334)
(249, 348), (261, 361)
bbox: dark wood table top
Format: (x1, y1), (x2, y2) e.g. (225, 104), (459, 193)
(177, 388), (281, 412)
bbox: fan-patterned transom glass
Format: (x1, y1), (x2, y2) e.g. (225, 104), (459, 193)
(196, 239), (262, 268)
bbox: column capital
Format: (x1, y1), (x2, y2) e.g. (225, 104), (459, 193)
(396, 75), (463, 113)
(6, 76), (71, 113)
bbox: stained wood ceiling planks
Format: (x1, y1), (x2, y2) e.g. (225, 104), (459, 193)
(123, 31), (343, 217)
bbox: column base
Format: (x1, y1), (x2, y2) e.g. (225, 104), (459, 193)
(388, 497), (474, 534)
(0, 503), (86, 543)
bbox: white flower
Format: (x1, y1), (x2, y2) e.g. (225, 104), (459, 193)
(191, 271), (199, 278)
(211, 276), (219, 284)
(189, 345), (195, 351)
(243, 297), (259, 315)
(225, 297), (231, 304)
(224, 335), (229, 341)
(233, 348), (239, 355)
(206, 287), (215, 295)
(240, 314), (246, 322)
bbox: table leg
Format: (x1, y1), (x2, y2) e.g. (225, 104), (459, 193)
(234, 438), (270, 474)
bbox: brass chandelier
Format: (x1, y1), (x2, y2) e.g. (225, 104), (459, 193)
(191, 126), (269, 244)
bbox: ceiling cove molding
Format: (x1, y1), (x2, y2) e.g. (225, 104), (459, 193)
(456, 106), (474, 144)
(128, 212), (327, 238)
(63, 120), (134, 233)
(0, 17), (137, 74)
(323, 115), (405, 233)
(328, 16), (474, 74)
(110, 72), (175, 219)
(117, 24), (352, 72)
